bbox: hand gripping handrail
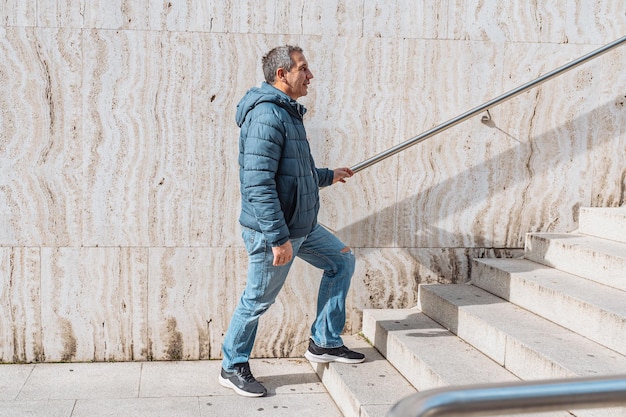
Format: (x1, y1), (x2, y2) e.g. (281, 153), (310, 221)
(388, 374), (626, 417)
(351, 36), (626, 173)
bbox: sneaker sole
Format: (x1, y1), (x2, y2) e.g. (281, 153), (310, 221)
(218, 375), (266, 397)
(305, 350), (365, 364)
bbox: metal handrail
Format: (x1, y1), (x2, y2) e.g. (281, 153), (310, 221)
(351, 36), (626, 173)
(388, 374), (626, 417)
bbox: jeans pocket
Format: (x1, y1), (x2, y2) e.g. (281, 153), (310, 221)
(241, 226), (266, 255)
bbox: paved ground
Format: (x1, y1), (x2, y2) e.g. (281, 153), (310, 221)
(0, 358), (343, 417)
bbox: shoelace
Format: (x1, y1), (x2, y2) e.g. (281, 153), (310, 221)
(235, 364), (256, 382)
(335, 346), (352, 355)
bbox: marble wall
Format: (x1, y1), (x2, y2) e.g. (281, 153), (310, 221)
(1, 1), (624, 362)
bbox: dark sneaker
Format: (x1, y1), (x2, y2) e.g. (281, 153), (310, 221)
(219, 362), (267, 397)
(304, 339), (365, 364)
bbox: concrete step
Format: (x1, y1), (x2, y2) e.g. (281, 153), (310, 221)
(419, 284), (626, 417)
(363, 308), (519, 389)
(419, 284), (626, 378)
(578, 207), (626, 243)
(472, 257), (626, 356)
(524, 233), (626, 291)
(308, 334), (416, 417)
(362, 308), (578, 417)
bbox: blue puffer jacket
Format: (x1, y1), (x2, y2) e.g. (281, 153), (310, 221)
(236, 82), (334, 246)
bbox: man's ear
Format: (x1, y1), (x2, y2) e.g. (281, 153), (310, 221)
(275, 67), (285, 82)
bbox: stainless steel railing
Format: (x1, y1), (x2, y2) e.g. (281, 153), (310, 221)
(351, 36), (626, 173)
(388, 374), (626, 417)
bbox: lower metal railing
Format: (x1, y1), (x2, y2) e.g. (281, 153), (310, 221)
(388, 374), (626, 417)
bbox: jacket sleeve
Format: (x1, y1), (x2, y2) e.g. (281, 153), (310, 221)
(315, 167), (334, 188)
(240, 107), (290, 246)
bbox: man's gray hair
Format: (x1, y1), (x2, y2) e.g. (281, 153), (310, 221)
(262, 45), (303, 84)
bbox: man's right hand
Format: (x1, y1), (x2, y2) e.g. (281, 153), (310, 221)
(272, 240), (293, 266)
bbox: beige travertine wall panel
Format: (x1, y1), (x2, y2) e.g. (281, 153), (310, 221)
(82, 29), (153, 246)
(190, 33), (241, 247)
(363, 0), (448, 39)
(146, 32), (195, 247)
(1, 1), (35, 26)
(448, 1), (568, 43)
(566, 1), (626, 44)
(187, 0), (364, 36)
(393, 40), (506, 248)
(304, 36), (406, 248)
(40, 247), (148, 362)
(301, 1), (364, 37)
(575, 48), (625, 208)
(148, 247), (227, 360)
(0, 27), (82, 246)
(346, 248), (420, 333)
(191, 1), (291, 35)
(590, 100), (626, 207)
(400, 39), (506, 129)
(83, 0), (300, 33)
(82, 30), (195, 247)
(490, 43), (626, 246)
(83, 1), (187, 31)
(448, 0), (625, 44)
(37, 1), (84, 28)
(0, 247), (42, 363)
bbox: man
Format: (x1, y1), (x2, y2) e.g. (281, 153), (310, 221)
(219, 45), (365, 398)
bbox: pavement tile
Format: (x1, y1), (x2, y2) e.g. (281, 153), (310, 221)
(362, 404), (395, 417)
(199, 393), (342, 417)
(140, 360), (217, 397)
(17, 362), (142, 401)
(243, 358), (328, 395)
(71, 397), (201, 417)
(140, 358), (325, 398)
(0, 359), (343, 417)
(0, 399), (75, 417)
(0, 364), (34, 400)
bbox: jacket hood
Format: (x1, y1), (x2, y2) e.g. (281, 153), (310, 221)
(235, 82), (307, 127)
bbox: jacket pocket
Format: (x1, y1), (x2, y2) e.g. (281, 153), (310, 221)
(279, 177), (299, 228)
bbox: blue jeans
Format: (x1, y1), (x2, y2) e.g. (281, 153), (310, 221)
(221, 223), (356, 371)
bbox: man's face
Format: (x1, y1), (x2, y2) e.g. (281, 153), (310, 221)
(281, 51), (314, 100)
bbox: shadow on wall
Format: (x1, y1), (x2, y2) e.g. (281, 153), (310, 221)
(337, 96), (626, 249)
